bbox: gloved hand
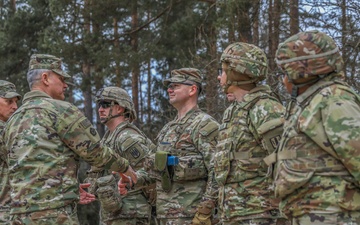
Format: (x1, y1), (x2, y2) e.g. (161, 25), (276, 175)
(79, 183), (96, 204)
(118, 173), (132, 195)
(191, 200), (215, 225)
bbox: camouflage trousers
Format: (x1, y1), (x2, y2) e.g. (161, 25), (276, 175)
(103, 218), (150, 225)
(9, 203), (78, 225)
(291, 211), (360, 225)
(0, 209), (10, 225)
(221, 218), (291, 225)
(156, 217), (192, 225)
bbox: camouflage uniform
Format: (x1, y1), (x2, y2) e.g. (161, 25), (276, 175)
(85, 87), (155, 225)
(0, 81), (21, 224)
(215, 43), (287, 225)
(3, 54), (130, 225)
(0, 119), (10, 225)
(146, 68), (219, 225)
(273, 30), (360, 224)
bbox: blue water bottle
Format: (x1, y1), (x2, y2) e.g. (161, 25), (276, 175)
(167, 155), (179, 166)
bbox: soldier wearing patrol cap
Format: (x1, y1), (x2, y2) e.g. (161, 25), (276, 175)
(3, 54), (137, 224)
(215, 42), (288, 225)
(273, 30), (360, 224)
(83, 86), (156, 225)
(0, 80), (21, 224)
(143, 68), (219, 225)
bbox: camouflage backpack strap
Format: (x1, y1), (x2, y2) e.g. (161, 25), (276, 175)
(296, 80), (336, 107)
(273, 79), (354, 167)
(299, 79), (360, 160)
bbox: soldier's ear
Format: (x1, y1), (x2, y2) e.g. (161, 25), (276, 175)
(117, 105), (125, 114)
(42, 72), (50, 86)
(188, 84), (198, 97)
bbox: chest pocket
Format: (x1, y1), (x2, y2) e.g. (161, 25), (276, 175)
(172, 152), (207, 182)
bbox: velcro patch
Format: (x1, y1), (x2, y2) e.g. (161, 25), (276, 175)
(80, 119), (92, 129)
(129, 148), (140, 159)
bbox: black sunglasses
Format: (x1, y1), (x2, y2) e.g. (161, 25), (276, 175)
(98, 101), (117, 109)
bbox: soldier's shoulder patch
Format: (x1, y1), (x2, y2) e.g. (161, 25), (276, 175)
(80, 119), (92, 129)
(90, 127), (97, 136)
(199, 120), (219, 136)
(129, 147), (140, 159)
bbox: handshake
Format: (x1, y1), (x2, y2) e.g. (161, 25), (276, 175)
(79, 165), (137, 204)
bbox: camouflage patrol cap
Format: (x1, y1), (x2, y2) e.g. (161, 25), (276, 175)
(275, 30), (344, 82)
(28, 54), (71, 78)
(220, 42), (268, 82)
(0, 80), (21, 99)
(96, 87), (136, 122)
(163, 68), (203, 87)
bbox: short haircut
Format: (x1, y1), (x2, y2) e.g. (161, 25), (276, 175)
(27, 69), (50, 89)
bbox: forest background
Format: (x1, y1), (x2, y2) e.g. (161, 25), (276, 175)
(0, 0), (359, 224)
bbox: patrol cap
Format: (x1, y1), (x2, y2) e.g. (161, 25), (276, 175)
(0, 80), (21, 99)
(163, 68), (203, 87)
(28, 54), (71, 78)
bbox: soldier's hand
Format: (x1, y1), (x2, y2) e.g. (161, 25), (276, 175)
(118, 173), (131, 195)
(123, 165), (137, 185)
(79, 183), (96, 205)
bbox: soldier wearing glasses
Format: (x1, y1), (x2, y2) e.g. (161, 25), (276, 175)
(144, 68), (219, 225)
(84, 87), (155, 225)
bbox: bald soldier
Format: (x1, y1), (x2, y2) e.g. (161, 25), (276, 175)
(3, 54), (137, 224)
(0, 81), (21, 224)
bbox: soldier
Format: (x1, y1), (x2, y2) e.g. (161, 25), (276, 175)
(144, 68), (219, 225)
(0, 81), (21, 224)
(273, 30), (360, 224)
(2, 54), (137, 224)
(84, 87), (155, 225)
(215, 42), (287, 225)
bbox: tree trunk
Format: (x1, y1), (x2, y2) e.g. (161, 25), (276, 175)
(289, 0), (299, 35)
(270, 0), (281, 71)
(340, 0), (347, 80)
(252, 0), (260, 45)
(113, 17), (122, 86)
(147, 60), (152, 126)
(131, 0), (140, 124)
(82, 0), (93, 122)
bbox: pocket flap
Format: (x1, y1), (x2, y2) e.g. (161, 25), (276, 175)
(155, 151), (168, 171)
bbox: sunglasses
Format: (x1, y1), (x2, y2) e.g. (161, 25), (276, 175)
(167, 83), (194, 90)
(98, 101), (117, 109)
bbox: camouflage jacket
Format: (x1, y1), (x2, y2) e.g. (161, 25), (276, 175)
(3, 90), (129, 214)
(88, 121), (155, 220)
(154, 106), (219, 219)
(214, 85), (285, 222)
(0, 120), (11, 213)
(274, 75), (360, 218)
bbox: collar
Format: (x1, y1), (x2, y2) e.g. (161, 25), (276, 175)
(22, 90), (52, 104)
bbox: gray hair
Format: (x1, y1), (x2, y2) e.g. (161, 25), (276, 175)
(27, 69), (50, 89)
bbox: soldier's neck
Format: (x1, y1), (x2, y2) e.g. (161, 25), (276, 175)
(106, 116), (126, 132)
(175, 102), (198, 120)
